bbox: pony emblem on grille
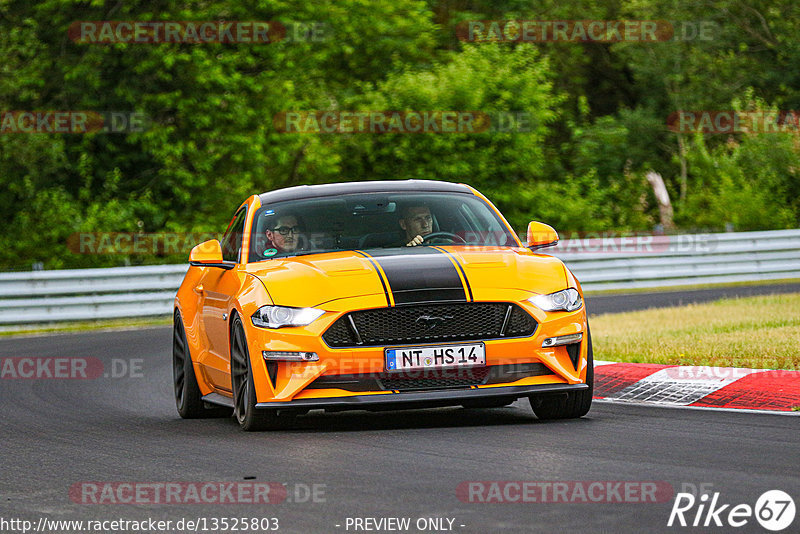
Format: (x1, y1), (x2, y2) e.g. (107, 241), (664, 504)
(415, 314), (454, 330)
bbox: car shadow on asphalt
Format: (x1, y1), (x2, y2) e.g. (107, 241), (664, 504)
(205, 402), (599, 433)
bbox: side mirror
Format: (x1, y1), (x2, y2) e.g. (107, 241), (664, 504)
(526, 221), (559, 250)
(189, 240), (235, 269)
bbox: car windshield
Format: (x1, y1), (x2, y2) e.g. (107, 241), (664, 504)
(247, 191), (518, 262)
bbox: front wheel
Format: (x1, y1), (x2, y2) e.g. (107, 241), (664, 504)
(230, 314), (283, 431)
(529, 326), (593, 420)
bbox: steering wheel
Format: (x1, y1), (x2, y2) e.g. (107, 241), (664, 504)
(421, 231), (467, 245)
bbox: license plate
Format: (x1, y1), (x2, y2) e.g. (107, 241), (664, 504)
(385, 343), (485, 372)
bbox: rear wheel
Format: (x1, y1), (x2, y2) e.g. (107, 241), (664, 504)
(173, 310), (231, 418)
(530, 326), (593, 420)
(230, 314), (283, 431)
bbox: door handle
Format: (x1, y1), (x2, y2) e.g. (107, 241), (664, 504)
(194, 284), (205, 294)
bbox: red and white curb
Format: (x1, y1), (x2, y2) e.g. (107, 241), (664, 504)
(593, 360), (800, 414)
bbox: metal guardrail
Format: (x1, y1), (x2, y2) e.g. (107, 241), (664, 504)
(549, 228), (800, 291)
(1, 229), (799, 325)
(0, 265), (187, 324)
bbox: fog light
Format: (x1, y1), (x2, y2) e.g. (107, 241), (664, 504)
(262, 351), (319, 362)
(542, 332), (583, 347)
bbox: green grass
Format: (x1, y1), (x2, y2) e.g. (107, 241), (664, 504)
(0, 316), (171, 337)
(584, 277), (800, 296)
(591, 293), (800, 370)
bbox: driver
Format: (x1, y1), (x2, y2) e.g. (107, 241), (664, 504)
(265, 214), (303, 254)
(399, 205), (433, 246)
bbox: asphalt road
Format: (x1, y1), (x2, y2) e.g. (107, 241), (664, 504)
(1, 287), (799, 534)
(586, 282), (800, 315)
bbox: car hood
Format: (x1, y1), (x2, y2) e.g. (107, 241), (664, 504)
(245, 247), (568, 308)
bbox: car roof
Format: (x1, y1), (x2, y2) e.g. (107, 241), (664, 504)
(258, 180), (473, 204)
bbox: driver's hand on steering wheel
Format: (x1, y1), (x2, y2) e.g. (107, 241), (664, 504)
(406, 235), (424, 246)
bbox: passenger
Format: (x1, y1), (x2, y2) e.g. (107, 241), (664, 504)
(265, 214), (303, 254)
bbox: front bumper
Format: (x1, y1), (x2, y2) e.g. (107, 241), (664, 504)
(254, 382), (588, 410)
(241, 298), (589, 404)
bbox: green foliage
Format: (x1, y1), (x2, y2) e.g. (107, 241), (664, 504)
(680, 132), (799, 231)
(1, 0), (799, 270)
(338, 44), (560, 207)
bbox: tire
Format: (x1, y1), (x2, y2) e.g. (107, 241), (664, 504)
(530, 326), (594, 420)
(230, 314), (283, 431)
(173, 310), (232, 419)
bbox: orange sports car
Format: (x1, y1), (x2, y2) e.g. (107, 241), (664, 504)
(173, 180), (592, 430)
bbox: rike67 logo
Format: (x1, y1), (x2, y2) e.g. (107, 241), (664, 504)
(668, 490), (795, 531)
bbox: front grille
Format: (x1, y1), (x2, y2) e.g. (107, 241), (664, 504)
(322, 302), (537, 347)
(378, 367), (491, 391)
(506, 305), (538, 336)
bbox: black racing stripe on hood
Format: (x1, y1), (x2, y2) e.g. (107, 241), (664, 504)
(431, 246), (473, 301)
(353, 250), (391, 307)
(365, 247), (467, 305)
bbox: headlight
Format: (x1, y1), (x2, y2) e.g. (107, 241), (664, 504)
(251, 305), (325, 329)
(528, 288), (582, 312)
